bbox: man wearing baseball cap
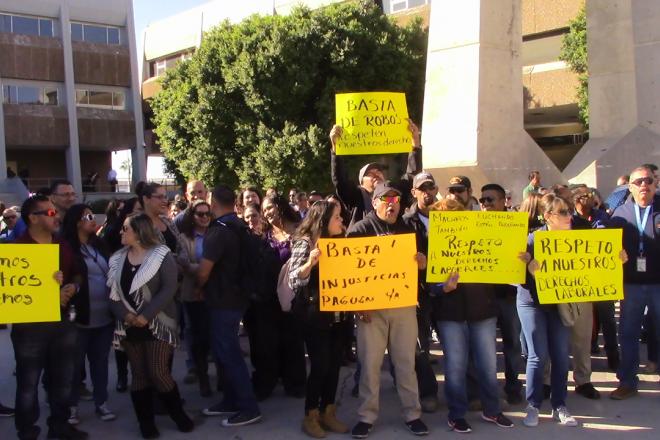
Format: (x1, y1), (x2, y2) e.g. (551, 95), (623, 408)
(347, 182), (429, 438)
(329, 120), (422, 230)
(446, 176), (479, 211)
(403, 172), (440, 413)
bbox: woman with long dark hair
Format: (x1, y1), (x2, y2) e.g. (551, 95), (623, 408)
(109, 213), (193, 438)
(177, 200), (216, 397)
(289, 200), (348, 438)
(62, 204), (117, 423)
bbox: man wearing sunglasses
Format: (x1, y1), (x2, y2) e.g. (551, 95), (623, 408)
(0, 207), (19, 242)
(329, 120), (422, 230)
(346, 182), (429, 438)
(446, 176), (480, 211)
(610, 165), (660, 400)
(12, 195), (87, 440)
(479, 184), (525, 405)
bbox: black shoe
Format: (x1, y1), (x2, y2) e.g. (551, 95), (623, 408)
(0, 402), (14, 417)
(130, 389), (160, 439)
(158, 386), (194, 432)
(351, 422), (373, 438)
(405, 418), (429, 436)
(575, 383), (601, 400)
(448, 418), (472, 433)
(202, 402), (238, 417)
(47, 424), (89, 440)
(221, 411), (262, 427)
(543, 384), (551, 400)
(116, 376), (128, 393)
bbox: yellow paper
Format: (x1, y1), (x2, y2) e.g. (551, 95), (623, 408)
(335, 92), (412, 155)
(427, 211), (528, 284)
(0, 244), (61, 324)
(318, 234), (418, 311)
(534, 229), (624, 304)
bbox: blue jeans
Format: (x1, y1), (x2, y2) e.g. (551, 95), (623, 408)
(210, 308), (259, 413)
(11, 321), (78, 440)
(517, 297), (569, 409)
(437, 318), (500, 420)
(71, 323), (114, 407)
(617, 284), (660, 387)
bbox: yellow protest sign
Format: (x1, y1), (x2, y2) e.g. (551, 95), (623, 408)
(427, 211), (528, 284)
(318, 234), (418, 311)
(534, 229), (624, 304)
(335, 92), (412, 155)
(0, 244), (61, 324)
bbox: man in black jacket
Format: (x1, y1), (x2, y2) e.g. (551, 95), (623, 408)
(402, 172), (440, 412)
(347, 182), (429, 438)
(609, 165), (660, 400)
(329, 120), (422, 230)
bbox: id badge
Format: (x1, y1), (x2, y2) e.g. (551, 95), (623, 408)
(637, 257), (647, 273)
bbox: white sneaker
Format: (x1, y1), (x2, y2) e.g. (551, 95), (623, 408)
(95, 402), (117, 421)
(523, 404), (539, 427)
(67, 406), (80, 425)
(552, 406), (578, 427)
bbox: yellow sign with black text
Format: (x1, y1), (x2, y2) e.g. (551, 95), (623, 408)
(0, 244), (61, 324)
(426, 211), (528, 284)
(318, 234), (418, 311)
(534, 229), (624, 304)
(335, 92), (412, 155)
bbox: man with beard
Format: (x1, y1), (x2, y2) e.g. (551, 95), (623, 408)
(402, 172), (440, 412)
(347, 182), (429, 438)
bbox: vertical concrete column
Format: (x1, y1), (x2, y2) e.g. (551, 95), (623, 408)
(126, 0), (147, 187)
(421, 0), (563, 202)
(0, 76), (7, 179)
(59, 3), (83, 193)
(565, 0), (660, 195)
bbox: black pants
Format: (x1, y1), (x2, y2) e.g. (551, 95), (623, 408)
(184, 301), (212, 376)
(243, 301), (306, 397)
(303, 321), (345, 412)
(12, 321), (78, 440)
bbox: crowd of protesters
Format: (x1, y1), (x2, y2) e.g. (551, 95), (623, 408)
(0, 121), (658, 440)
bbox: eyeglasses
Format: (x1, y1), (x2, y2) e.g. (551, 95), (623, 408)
(479, 196), (496, 204)
(32, 209), (58, 217)
(551, 209), (571, 218)
(378, 196), (400, 204)
(194, 211), (211, 218)
(81, 213), (95, 221)
(630, 177), (654, 187)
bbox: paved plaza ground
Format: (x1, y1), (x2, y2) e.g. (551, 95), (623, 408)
(1, 325), (659, 440)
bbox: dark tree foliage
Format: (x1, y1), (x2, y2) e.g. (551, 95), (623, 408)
(151, 0), (427, 191)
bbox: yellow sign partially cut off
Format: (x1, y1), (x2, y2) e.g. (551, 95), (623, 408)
(427, 211), (528, 284)
(335, 91), (412, 155)
(0, 244), (61, 324)
(318, 234), (418, 311)
(534, 229), (624, 304)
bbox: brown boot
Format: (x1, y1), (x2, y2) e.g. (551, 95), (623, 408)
(320, 404), (349, 434)
(302, 409), (326, 438)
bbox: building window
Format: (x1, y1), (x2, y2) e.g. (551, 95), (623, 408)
(390, 0), (429, 13)
(76, 89), (126, 110)
(70, 22), (121, 45)
(2, 85), (59, 105)
(151, 52), (192, 78)
(0, 13), (54, 37)
(155, 60), (166, 77)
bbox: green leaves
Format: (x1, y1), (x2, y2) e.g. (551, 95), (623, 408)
(151, 0), (427, 192)
(559, 6), (588, 127)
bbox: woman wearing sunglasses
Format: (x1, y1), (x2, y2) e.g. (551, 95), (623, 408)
(109, 213), (194, 438)
(62, 204), (117, 423)
(176, 200), (217, 397)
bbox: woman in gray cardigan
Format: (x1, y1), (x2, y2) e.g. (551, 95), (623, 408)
(109, 213), (194, 438)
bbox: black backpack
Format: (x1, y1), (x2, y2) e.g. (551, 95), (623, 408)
(219, 220), (281, 303)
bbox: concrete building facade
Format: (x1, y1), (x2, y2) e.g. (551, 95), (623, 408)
(0, 0), (145, 196)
